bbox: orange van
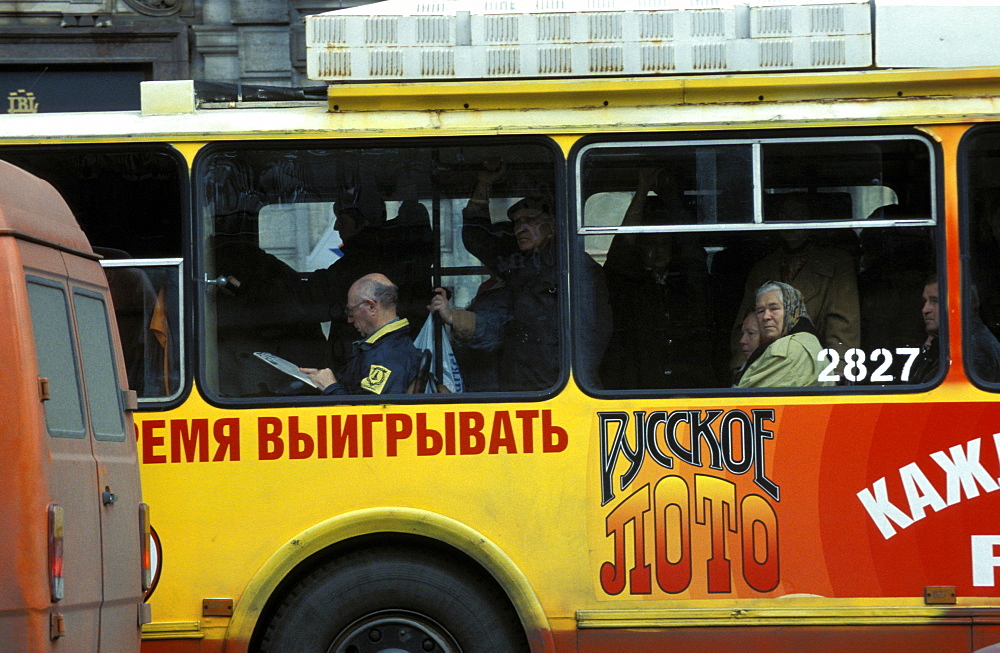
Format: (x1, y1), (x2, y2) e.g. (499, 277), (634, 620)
(0, 158), (150, 651)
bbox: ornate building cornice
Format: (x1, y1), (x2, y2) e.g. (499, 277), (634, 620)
(121, 0), (182, 18)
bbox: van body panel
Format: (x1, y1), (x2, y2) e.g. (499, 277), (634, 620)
(0, 159), (142, 652)
(0, 237), (51, 652)
(23, 242), (106, 649)
(0, 160), (93, 255)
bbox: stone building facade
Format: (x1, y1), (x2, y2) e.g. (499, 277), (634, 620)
(0, 0), (377, 112)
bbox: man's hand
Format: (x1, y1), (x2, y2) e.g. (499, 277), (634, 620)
(479, 158), (506, 186)
(637, 167), (660, 193)
(427, 287), (454, 325)
(300, 367), (337, 391)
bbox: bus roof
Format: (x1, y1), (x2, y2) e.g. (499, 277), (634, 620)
(0, 65), (995, 146)
(305, 0), (1000, 83)
(0, 159), (93, 256)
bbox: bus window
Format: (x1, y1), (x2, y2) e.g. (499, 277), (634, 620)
(195, 141), (560, 400)
(100, 258), (184, 402)
(0, 148), (184, 260)
(961, 126), (1000, 386)
(0, 146), (187, 402)
(577, 134), (940, 392)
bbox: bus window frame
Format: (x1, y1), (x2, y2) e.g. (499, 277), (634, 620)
(99, 258), (185, 405)
(0, 142), (191, 407)
(570, 128), (948, 398)
(958, 123), (1000, 391)
(575, 134), (938, 234)
(190, 135), (569, 407)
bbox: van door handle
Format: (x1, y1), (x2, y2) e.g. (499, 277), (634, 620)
(102, 491), (118, 506)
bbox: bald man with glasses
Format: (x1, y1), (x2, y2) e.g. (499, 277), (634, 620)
(300, 273), (422, 395)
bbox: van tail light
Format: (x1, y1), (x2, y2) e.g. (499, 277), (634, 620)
(139, 503), (152, 592)
(47, 503), (64, 602)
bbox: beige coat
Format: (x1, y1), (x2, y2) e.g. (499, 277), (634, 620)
(736, 331), (835, 388)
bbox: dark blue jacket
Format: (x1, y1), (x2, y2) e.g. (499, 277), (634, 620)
(322, 318), (422, 395)
(461, 201), (611, 391)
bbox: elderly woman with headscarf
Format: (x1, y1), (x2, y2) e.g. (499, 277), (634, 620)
(734, 281), (834, 388)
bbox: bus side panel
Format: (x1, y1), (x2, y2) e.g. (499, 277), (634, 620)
(0, 236), (53, 650)
(64, 250), (144, 653)
(19, 239), (103, 651)
(575, 624), (972, 652)
(975, 624), (1000, 650)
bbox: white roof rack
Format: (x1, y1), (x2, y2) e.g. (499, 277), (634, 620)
(875, 0), (1000, 69)
(306, 0), (873, 82)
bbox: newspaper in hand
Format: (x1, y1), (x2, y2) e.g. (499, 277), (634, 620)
(253, 352), (322, 389)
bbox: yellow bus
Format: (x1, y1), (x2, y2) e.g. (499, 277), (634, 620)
(5, 1), (1000, 651)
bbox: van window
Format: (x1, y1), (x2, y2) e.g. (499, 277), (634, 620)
(74, 289), (127, 441)
(27, 278), (86, 438)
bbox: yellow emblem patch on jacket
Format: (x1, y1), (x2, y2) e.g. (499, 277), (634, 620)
(360, 364), (392, 394)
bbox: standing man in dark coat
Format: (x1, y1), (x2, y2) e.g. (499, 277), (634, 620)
(601, 167), (714, 389)
(282, 193), (433, 372)
(462, 161), (611, 391)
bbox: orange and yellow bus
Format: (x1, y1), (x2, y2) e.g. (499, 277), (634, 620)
(5, 1), (1000, 651)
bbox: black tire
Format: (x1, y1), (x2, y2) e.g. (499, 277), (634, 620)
(259, 545), (529, 653)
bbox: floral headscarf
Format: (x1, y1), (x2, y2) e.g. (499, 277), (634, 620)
(733, 280), (818, 387)
(755, 280), (809, 338)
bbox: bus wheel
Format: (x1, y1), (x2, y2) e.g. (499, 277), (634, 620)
(259, 545), (528, 653)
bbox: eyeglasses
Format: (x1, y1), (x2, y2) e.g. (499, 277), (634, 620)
(345, 299), (368, 318)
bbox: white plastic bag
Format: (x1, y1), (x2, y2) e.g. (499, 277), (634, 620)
(413, 316), (464, 393)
